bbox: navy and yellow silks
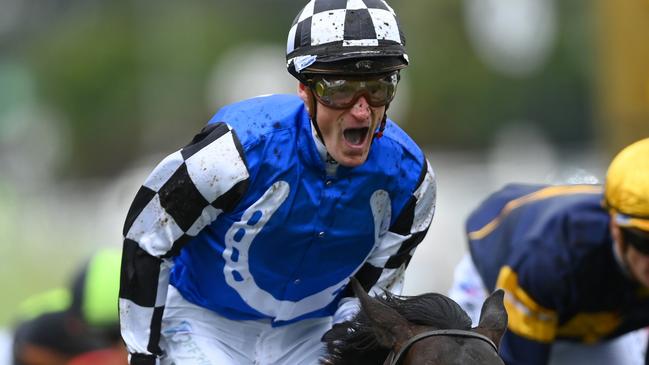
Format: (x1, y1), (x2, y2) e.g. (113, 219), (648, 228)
(467, 184), (649, 364)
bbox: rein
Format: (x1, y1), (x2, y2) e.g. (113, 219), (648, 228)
(382, 329), (498, 365)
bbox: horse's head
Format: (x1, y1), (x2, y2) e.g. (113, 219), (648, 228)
(321, 279), (507, 365)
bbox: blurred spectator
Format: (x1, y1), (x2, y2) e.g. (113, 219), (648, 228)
(11, 249), (125, 365)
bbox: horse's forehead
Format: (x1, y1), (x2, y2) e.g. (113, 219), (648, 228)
(407, 336), (504, 365)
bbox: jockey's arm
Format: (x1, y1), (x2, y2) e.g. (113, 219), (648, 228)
(119, 123), (249, 364)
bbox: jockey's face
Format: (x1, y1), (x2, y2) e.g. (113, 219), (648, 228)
(298, 82), (385, 167)
(613, 222), (649, 287)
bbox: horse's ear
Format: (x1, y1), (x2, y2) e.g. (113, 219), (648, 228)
(350, 278), (414, 349)
(474, 289), (508, 348)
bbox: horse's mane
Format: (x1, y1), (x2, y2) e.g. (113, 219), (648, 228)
(321, 291), (473, 365)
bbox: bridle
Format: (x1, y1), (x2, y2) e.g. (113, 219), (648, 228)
(382, 329), (498, 365)
(383, 329), (498, 365)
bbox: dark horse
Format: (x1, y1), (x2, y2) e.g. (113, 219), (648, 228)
(321, 279), (507, 365)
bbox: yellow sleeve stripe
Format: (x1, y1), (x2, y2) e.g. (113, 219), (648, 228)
(496, 266), (558, 343)
(469, 185), (602, 241)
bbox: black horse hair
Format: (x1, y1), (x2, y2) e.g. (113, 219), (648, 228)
(321, 291), (473, 365)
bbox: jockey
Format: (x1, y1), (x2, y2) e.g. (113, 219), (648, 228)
(118, 1), (436, 364)
(449, 137), (649, 365)
(12, 249), (122, 365)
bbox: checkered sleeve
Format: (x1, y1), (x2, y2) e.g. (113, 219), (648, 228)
(118, 122), (249, 365)
(335, 159), (436, 322)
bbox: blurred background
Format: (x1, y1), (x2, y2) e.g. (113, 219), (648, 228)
(0, 0), (648, 355)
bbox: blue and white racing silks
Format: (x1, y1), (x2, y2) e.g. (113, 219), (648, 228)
(118, 94), (436, 363)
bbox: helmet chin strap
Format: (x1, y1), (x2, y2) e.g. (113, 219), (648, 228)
(307, 88), (336, 163)
(374, 103), (389, 139)
(308, 89), (326, 146)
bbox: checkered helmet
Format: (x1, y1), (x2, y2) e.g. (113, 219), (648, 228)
(286, 0), (409, 82)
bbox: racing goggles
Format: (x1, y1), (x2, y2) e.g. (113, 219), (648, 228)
(310, 72), (399, 109)
(622, 227), (649, 255)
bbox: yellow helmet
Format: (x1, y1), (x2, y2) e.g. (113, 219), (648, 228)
(605, 137), (649, 232)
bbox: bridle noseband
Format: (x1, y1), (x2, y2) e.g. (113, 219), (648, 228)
(382, 329), (498, 365)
